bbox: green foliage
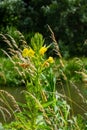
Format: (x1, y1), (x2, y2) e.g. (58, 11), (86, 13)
(0, 0), (87, 56)
(63, 58), (84, 82)
(0, 27), (26, 57)
(42, 0), (87, 56)
(0, 0), (25, 28)
(0, 58), (24, 86)
(0, 123), (5, 130)
(21, 0), (87, 56)
(2, 32), (87, 130)
(31, 33), (45, 52)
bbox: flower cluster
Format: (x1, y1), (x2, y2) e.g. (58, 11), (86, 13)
(22, 46), (54, 68)
(22, 48), (35, 57)
(22, 46), (47, 58)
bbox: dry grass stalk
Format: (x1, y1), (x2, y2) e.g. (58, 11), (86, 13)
(48, 25), (64, 68)
(0, 34), (13, 48)
(1, 49), (15, 64)
(0, 90), (21, 122)
(0, 32), (35, 78)
(70, 81), (86, 103)
(5, 34), (18, 49)
(0, 72), (6, 83)
(48, 25), (62, 58)
(0, 106), (11, 122)
(0, 90), (21, 112)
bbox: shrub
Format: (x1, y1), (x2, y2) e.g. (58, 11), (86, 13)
(0, 0), (87, 56)
(0, 0), (25, 28)
(21, 0), (87, 56)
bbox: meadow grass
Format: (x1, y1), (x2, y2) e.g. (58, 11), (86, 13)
(0, 31), (87, 129)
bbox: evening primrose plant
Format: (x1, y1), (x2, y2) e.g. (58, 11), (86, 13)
(4, 33), (56, 129)
(21, 40), (54, 99)
(22, 38), (54, 98)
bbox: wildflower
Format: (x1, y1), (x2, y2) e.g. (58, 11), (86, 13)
(47, 57), (54, 63)
(28, 48), (35, 57)
(22, 48), (29, 57)
(22, 48), (35, 57)
(42, 57), (54, 68)
(42, 61), (49, 67)
(39, 46), (47, 55)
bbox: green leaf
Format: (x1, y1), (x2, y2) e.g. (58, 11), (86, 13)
(42, 101), (54, 108)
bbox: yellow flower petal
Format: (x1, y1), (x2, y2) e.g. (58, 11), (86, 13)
(28, 48), (35, 57)
(42, 61), (49, 67)
(47, 57), (54, 63)
(22, 48), (35, 57)
(22, 48), (29, 57)
(39, 46), (47, 55)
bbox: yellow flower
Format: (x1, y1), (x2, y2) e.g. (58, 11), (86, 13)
(28, 48), (35, 57)
(42, 57), (54, 68)
(22, 48), (29, 57)
(42, 61), (49, 67)
(22, 48), (35, 57)
(39, 46), (47, 55)
(47, 57), (54, 63)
